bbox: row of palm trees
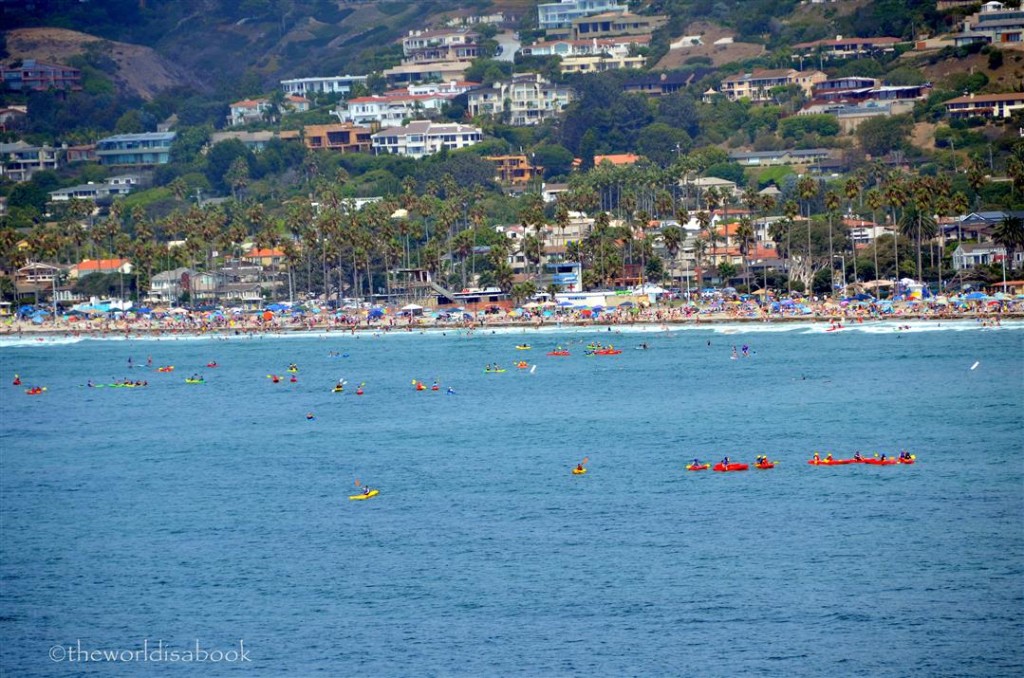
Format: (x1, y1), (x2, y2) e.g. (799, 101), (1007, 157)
(3, 156), (1019, 304)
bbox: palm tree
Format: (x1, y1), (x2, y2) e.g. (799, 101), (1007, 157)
(993, 216), (1024, 274)
(824, 191), (841, 294)
(865, 189), (884, 284)
(736, 216), (755, 290)
(696, 210), (712, 287)
(884, 173), (908, 280)
(661, 225), (683, 283)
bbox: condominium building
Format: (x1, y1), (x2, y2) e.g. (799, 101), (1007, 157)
(1, 59), (81, 92)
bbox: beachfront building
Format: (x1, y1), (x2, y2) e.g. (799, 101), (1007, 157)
(148, 268), (222, 304)
(279, 75), (368, 98)
(0, 142), (64, 182)
(95, 132), (175, 167)
(952, 242), (1008, 270)
(537, 0), (628, 31)
(719, 69), (827, 103)
(371, 121), (482, 159)
(69, 259), (133, 280)
(466, 74), (575, 126)
(944, 92), (1024, 119)
(1, 59), (81, 92)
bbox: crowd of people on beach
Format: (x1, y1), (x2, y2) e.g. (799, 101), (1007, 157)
(0, 294), (1017, 338)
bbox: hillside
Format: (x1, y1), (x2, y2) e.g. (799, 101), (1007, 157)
(5, 27), (203, 100)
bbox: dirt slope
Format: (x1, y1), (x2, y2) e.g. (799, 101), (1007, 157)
(6, 27), (203, 99)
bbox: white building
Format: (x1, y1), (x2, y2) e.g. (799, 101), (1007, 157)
(335, 83), (472, 127)
(537, 0), (628, 30)
(228, 98), (271, 127)
(371, 121), (483, 159)
(49, 175), (141, 202)
(279, 75), (368, 98)
(466, 73), (575, 126)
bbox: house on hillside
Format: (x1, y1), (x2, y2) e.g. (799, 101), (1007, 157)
(718, 69), (827, 103)
(279, 75), (368, 97)
(466, 74), (574, 126)
(537, 0), (628, 32)
(944, 92), (1024, 119)
(0, 142), (64, 182)
(791, 36), (900, 62)
(1, 59), (81, 92)
(569, 10), (667, 41)
(370, 121), (482, 158)
(286, 124), (372, 153)
(560, 54), (646, 74)
(401, 28), (481, 63)
(487, 155), (543, 188)
(228, 99), (271, 127)
(49, 175), (141, 203)
(95, 132), (175, 167)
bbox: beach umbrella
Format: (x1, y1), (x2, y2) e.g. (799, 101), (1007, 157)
(368, 308), (384, 319)
(267, 303), (289, 312)
(964, 291), (988, 300)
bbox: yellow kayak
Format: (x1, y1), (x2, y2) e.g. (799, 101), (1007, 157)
(572, 467), (587, 475)
(349, 489), (379, 500)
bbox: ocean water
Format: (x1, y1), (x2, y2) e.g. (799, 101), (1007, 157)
(1, 322), (1022, 677)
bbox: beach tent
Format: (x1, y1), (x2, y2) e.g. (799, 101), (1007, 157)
(266, 303), (289, 312)
(368, 307), (385, 319)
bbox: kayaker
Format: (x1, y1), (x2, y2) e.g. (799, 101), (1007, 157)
(853, 451), (863, 461)
(87, 379), (94, 388)
(880, 453), (888, 462)
(721, 456), (730, 468)
(446, 387), (456, 395)
(13, 374), (21, 386)
(692, 458), (702, 467)
(363, 486), (371, 496)
(306, 412), (315, 420)
(825, 452), (833, 462)
(576, 463), (584, 472)
(812, 451), (821, 461)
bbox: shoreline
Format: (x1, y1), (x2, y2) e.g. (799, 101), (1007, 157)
(1, 311), (1017, 341)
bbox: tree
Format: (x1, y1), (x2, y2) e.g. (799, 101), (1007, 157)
(635, 123), (691, 167)
(993, 216), (1024, 273)
(856, 115), (913, 158)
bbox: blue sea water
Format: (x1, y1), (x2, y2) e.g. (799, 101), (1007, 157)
(1, 322), (1022, 677)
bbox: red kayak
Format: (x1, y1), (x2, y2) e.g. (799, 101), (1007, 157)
(686, 463), (710, 471)
(863, 458), (898, 465)
(713, 463), (748, 472)
(898, 458), (915, 465)
(755, 462), (775, 470)
(547, 351), (570, 356)
(807, 458), (854, 466)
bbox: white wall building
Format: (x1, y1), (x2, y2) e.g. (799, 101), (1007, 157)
(279, 75), (368, 97)
(371, 121), (483, 159)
